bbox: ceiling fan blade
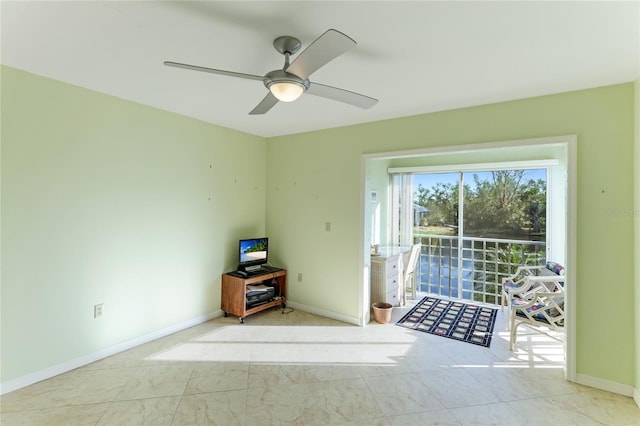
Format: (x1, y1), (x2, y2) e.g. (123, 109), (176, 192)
(164, 61), (265, 81)
(306, 82), (378, 109)
(286, 29), (356, 80)
(249, 92), (279, 115)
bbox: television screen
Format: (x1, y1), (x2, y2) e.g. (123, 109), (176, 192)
(238, 237), (268, 270)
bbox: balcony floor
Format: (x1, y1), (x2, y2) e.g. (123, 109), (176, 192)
(400, 291), (566, 364)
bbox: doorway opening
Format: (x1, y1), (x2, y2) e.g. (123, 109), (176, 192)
(361, 135), (576, 380)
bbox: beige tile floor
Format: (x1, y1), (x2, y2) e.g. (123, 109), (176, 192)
(2, 299), (639, 425)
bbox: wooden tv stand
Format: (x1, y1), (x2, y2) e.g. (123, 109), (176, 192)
(221, 269), (286, 323)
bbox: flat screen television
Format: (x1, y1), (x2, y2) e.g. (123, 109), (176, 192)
(238, 237), (268, 271)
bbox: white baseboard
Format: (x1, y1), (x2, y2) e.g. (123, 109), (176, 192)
(574, 373), (635, 398)
(1, 310), (222, 395)
(0, 304), (356, 395)
(634, 387), (640, 408)
(285, 300), (361, 326)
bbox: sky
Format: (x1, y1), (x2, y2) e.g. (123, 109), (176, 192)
(414, 169), (546, 192)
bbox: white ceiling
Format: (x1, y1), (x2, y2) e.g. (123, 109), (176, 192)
(2, 1), (639, 138)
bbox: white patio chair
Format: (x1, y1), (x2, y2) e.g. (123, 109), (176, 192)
(509, 280), (565, 351)
(500, 261), (565, 318)
(402, 243), (421, 305)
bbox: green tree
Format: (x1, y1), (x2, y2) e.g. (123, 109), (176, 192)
(462, 171), (547, 236)
(520, 178), (547, 233)
(422, 182), (457, 226)
(415, 184), (430, 207)
(414, 170), (546, 238)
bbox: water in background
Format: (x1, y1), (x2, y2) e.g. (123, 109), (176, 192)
(415, 238), (546, 303)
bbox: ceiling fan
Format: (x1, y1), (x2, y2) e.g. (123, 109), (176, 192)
(164, 29), (378, 115)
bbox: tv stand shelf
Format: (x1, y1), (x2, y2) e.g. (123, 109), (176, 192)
(221, 269), (286, 323)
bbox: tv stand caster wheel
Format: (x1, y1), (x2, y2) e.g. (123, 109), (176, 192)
(223, 312), (228, 317)
(239, 317), (245, 324)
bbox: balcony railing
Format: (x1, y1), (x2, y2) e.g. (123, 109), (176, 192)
(415, 235), (546, 306)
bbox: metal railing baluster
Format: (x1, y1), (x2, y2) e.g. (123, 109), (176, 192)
(414, 235), (546, 306)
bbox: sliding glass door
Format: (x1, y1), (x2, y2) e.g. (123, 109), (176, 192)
(393, 167), (548, 305)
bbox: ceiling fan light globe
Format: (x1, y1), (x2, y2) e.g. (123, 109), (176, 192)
(268, 82), (304, 102)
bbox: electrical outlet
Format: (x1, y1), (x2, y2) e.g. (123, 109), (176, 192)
(297, 273), (303, 282)
(94, 303), (104, 318)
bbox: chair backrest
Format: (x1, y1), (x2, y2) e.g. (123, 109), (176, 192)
(542, 261), (565, 288)
(403, 243), (421, 280)
(545, 261), (565, 276)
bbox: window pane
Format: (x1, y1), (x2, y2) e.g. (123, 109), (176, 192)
(462, 169), (547, 240)
(413, 173), (459, 296)
(411, 169), (547, 303)
(413, 172), (460, 237)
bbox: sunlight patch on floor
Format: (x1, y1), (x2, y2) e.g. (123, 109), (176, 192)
(145, 325), (421, 365)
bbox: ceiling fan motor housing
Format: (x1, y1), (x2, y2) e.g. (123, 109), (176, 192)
(264, 69), (310, 92)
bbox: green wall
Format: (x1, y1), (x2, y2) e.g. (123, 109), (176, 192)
(0, 66), (267, 382)
(365, 159), (391, 248)
(266, 83), (636, 388)
(634, 77), (640, 402)
(1, 65), (637, 394)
